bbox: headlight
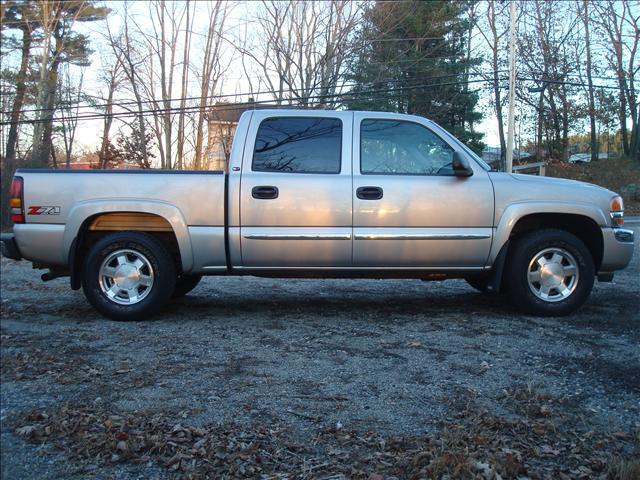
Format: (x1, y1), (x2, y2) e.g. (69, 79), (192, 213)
(610, 195), (624, 227)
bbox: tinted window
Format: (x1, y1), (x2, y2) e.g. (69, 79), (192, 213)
(253, 117), (342, 173)
(361, 119), (455, 175)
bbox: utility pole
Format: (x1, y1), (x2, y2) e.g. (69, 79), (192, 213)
(505, 0), (516, 173)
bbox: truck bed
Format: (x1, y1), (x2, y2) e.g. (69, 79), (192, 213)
(13, 169), (227, 272)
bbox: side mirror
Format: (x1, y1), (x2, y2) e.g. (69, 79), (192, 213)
(452, 151), (473, 177)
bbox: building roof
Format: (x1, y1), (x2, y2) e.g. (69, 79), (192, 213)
(206, 101), (280, 124)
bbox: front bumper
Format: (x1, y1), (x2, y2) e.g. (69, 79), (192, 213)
(599, 227), (634, 273)
(613, 228), (634, 243)
(0, 233), (22, 261)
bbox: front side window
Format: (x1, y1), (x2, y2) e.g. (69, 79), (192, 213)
(253, 117), (342, 173)
(361, 119), (455, 175)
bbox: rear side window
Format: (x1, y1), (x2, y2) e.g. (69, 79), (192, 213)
(252, 117), (342, 173)
(361, 119), (455, 175)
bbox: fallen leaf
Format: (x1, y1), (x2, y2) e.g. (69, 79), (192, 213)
(540, 445), (560, 456)
(532, 425), (546, 435)
(16, 425), (36, 437)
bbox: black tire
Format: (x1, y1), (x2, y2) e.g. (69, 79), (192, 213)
(82, 232), (176, 321)
(172, 274), (202, 298)
(465, 276), (490, 292)
(505, 229), (594, 316)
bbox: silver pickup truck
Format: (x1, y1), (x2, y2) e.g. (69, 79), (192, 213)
(1, 110), (634, 320)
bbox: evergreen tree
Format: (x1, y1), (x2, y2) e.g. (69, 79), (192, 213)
(346, 0), (484, 153)
(116, 120), (156, 169)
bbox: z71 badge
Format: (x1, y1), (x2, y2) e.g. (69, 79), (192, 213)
(28, 206), (61, 215)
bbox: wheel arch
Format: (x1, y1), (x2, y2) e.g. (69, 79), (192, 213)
(65, 201), (193, 289)
(486, 203), (606, 293)
(491, 203), (605, 270)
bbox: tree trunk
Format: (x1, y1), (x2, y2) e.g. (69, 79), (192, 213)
(582, 0), (598, 162)
(176, 0), (191, 170)
(619, 91), (629, 156)
(493, 66), (506, 167)
(37, 51), (63, 167)
(4, 26), (31, 163)
(50, 140), (58, 169)
(2, 25), (32, 226)
(537, 91), (544, 159)
(632, 108), (640, 160)
(561, 94), (570, 161)
(98, 79), (116, 169)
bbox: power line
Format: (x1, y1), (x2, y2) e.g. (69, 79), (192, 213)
(0, 78), (500, 126)
(516, 77), (629, 91)
(1, 71), (506, 117)
(1, 74), (630, 127)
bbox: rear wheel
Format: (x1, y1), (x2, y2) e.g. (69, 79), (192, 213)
(172, 274), (202, 298)
(82, 232), (176, 321)
(505, 229), (594, 316)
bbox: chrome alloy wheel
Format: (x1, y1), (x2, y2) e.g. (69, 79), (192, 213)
(527, 247), (579, 302)
(98, 249), (154, 305)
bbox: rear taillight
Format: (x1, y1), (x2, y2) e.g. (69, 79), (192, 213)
(10, 176), (25, 224)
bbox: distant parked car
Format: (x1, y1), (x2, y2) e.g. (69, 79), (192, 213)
(568, 153), (591, 164)
(568, 153), (610, 164)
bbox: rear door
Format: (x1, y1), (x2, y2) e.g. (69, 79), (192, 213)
(239, 111), (353, 267)
(352, 112), (494, 268)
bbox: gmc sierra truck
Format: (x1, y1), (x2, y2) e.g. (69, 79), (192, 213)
(1, 110), (634, 320)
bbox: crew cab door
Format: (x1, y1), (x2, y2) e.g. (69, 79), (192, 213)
(239, 111), (353, 267)
(352, 112), (493, 268)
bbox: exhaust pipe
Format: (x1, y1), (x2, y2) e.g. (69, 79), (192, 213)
(41, 268), (70, 282)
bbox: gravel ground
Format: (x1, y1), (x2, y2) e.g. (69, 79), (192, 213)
(1, 224), (639, 479)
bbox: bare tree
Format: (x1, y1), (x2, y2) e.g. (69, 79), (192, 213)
(106, 2), (152, 168)
(30, 1), (108, 167)
(237, 0), (360, 107)
(593, 0), (639, 158)
(516, 0), (580, 160)
(577, 0), (598, 162)
(30, 0), (63, 167)
(175, 0), (193, 170)
(192, 1), (229, 170)
(477, 0), (509, 165)
(1, 1), (38, 225)
(96, 52), (124, 169)
(56, 64), (85, 166)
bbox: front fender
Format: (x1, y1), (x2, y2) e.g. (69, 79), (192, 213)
(63, 199), (193, 272)
(489, 201), (608, 263)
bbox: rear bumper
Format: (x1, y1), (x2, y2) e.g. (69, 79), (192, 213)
(599, 227), (634, 273)
(12, 223), (66, 266)
(0, 233), (22, 261)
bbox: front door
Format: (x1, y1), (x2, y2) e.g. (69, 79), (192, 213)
(352, 112), (494, 268)
(240, 111), (353, 268)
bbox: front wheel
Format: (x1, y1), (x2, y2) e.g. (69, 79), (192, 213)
(82, 232), (176, 321)
(505, 229), (594, 316)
